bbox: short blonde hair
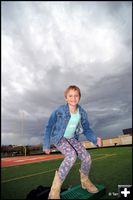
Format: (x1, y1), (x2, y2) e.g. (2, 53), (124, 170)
(64, 85), (81, 99)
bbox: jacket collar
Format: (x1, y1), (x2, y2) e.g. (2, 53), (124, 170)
(64, 103), (70, 116)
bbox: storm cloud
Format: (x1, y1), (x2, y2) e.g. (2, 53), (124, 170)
(2, 1), (132, 145)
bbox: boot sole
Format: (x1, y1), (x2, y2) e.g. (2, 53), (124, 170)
(81, 185), (99, 193)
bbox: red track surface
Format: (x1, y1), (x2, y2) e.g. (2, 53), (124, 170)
(1, 154), (64, 167)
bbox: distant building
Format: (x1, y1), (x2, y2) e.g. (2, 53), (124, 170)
(81, 133), (132, 148)
(122, 128), (132, 135)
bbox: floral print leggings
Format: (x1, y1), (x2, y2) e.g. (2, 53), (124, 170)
(55, 137), (92, 181)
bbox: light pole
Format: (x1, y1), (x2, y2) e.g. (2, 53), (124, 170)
(20, 111), (26, 156)
(23, 146), (26, 156)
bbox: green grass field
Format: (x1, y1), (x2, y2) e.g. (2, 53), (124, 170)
(1, 146), (132, 199)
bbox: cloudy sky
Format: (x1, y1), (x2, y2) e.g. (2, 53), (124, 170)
(2, 1), (132, 145)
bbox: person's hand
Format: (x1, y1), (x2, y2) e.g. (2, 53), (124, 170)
(96, 137), (102, 147)
(43, 149), (51, 154)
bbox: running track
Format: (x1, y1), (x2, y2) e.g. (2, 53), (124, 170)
(1, 154), (64, 167)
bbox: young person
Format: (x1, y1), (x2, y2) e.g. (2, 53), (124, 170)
(43, 85), (102, 199)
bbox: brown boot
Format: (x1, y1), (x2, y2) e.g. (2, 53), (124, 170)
(48, 171), (62, 199)
(79, 170), (99, 193)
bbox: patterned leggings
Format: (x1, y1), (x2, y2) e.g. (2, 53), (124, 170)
(55, 137), (92, 181)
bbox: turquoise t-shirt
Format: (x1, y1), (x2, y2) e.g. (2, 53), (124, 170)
(64, 109), (81, 139)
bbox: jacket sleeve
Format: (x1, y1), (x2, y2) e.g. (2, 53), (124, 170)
(81, 111), (97, 145)
(43, 110), (57, 150)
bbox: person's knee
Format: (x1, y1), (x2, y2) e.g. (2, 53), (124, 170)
(86, 154), (91, 164)
(69, 151), (77, 165)
(81, 153), (91, 164)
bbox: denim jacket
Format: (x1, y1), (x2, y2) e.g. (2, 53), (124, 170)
(43, 104), (97, 149)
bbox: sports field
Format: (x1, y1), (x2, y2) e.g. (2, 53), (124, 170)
(1, 146), (132, 199)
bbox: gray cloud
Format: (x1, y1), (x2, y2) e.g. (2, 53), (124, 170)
(2, 1), (132, 145)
